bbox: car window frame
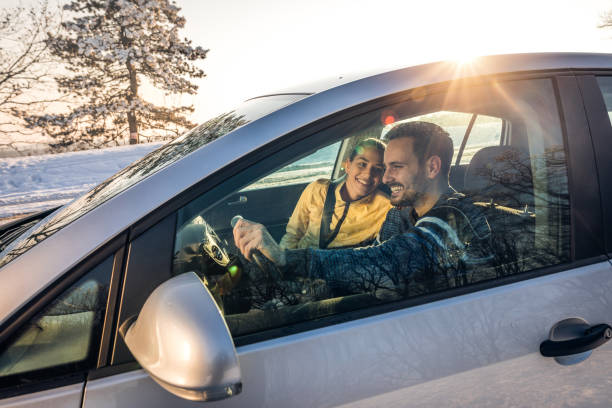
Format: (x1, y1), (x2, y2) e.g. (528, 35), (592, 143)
(101, 71), (604, 369)
(576, 73), (612, 256)
(0, 233), (126, 399)
(555, 74), (606, 260)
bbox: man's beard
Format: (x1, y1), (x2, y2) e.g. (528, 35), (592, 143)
(392, 170), (429, 207)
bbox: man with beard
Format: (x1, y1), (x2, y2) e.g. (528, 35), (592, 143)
(233, 121), (493, 299)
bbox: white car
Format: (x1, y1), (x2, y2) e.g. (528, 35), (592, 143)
(1, 53), (612, 407)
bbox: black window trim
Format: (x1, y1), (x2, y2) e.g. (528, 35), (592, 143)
(96, 244), (126, 368)
(555, 74), (606, 260)
(575, 73), (612, 256)
(110, 212), (177, 366)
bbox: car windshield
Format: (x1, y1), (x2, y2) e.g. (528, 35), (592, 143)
(0, 94), (310, 269)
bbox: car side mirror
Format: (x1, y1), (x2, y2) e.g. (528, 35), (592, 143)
(119, 272), (241, 402)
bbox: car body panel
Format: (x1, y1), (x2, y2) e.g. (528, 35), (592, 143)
(0, 383), (83, 408)
(83, 261), (612, 407)
(3, 53), (612, 326)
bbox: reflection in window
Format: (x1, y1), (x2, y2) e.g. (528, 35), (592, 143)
(243, 142), (341, 191)
(0, 256), (112, 379)
(596, 76), (612, 124)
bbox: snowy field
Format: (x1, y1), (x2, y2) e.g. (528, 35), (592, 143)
(0, 143), (161, 224)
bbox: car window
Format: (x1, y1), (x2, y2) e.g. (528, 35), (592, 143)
(462, 114), (504, 163)
(596, 76), (612, 123)
(166, 77), (569, 341)
(0, 255), (112, 387)
(243, 141), (341, 191)
(382, 111), (503, 165)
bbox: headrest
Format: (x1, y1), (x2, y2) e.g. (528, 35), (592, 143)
(464, 146), (533, 208)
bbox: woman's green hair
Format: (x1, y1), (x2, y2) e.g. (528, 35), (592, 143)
(348, 138), (386, 161)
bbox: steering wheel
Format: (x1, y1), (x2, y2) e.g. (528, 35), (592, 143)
(186, 220), (247, 300)
(200, 221), (232, 267)
(199, 219), (271, 274)
(196, 217), (282, 302)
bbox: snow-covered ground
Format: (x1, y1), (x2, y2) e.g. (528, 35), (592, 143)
(0, 143), (161, 223)
(0, 140), (335, 226)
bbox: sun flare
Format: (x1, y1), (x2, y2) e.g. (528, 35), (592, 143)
(451, 54), (479, 65)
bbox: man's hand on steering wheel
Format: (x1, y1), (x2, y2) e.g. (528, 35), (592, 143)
(232, 218), (287, 267)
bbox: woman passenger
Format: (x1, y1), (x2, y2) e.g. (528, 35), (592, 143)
(280, 138), (391, 249)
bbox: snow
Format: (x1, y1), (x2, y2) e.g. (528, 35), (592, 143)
(0, 143), (161, 222)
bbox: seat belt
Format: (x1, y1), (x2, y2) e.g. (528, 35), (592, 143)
(319, 179), (350, 249)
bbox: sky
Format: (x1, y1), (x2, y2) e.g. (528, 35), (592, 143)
(176, 0), (612, 122)
(3, 0), (612, 126)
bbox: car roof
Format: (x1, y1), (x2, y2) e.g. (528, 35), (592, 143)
(252, 52), (612, 96)
(2, 52), (612, 325)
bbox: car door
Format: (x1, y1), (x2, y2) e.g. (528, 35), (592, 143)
(81, 73), (612, 408)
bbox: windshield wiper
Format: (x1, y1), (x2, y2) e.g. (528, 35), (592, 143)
(0, 207), (59, 253)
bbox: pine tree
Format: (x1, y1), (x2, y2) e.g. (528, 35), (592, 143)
(27, 0), (207, 148)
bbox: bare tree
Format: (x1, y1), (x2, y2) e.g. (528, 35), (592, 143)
(600, 10), (612, 30)
(0, 1), (62, 153)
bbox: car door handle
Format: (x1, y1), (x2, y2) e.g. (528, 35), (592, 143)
(540, 323), (612, 357)
(227, 195), (247, 206)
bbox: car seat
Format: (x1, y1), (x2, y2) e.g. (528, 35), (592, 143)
(463, 146), (536, 280)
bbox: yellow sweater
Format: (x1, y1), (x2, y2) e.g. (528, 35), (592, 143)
(279, 179), (391, 249)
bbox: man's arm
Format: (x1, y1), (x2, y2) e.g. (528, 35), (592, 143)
(303, 232), (437, 296)
(233, 218), (441, 298)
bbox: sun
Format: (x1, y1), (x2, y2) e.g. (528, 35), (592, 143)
(451, 54), (479, 65)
